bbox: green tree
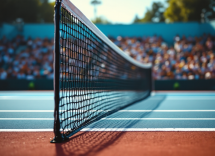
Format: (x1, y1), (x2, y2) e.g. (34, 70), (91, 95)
(164, 0), (215, 22)
(133, 15), (141, 23)
(39, 0), (55, 23)
(0, 0), (40, 23)
(92, 16), (111, 24)
(0, 0), (54, 23)
(134, 2), (165, 23)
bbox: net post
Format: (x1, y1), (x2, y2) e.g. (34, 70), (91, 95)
(149, 67), (153, 93)
(51, 0), (68, 143)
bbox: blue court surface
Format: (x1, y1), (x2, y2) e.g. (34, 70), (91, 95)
(0, 91), (215, 131)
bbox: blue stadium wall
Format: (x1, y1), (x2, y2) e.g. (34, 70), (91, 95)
(97, 22), (215, 44)
(1, 22), (215, 44)
(0, 79), (215, 90)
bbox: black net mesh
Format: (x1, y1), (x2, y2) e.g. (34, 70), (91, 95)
(54, 2), (152, 138)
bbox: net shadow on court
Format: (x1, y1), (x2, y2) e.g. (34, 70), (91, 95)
(54, 96), (166, 156)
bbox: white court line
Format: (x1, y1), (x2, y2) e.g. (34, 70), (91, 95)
(0, 96), (125, 101)
(1, 128), (215, 132)
(100, 118), (215, 120)
(1, 110), (215, 112)
(151, 91), (215, 95)
(166, 97), (215, 100)
(118, 110), (215, 112)
(0, 110), (54, 112)
(0, 129), (53, 132)
(0, 118), (54, 120)
(81, 128), (215, 132)
(0, 110), (109, 113)
(0, 96), (53, 100)
(1, 118), (215, 120)
(1, 96), (215, 100)
(148, 97), (215, 100)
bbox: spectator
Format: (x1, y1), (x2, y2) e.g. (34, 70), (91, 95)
(0, 68), (7, 79)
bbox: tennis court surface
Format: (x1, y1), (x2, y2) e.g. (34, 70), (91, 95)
(1, 91), (215, 156)
(1, 0), (215, 155)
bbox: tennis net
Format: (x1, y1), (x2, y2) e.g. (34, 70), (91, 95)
(51, 0), (152, 142)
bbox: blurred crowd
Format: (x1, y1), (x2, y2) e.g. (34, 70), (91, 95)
(0, 35), (54, 80)
(0, 34), (215, 80)
(111, 34), (215, 80)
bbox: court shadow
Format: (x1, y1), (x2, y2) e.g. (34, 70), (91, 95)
(55, 95), (166, 156)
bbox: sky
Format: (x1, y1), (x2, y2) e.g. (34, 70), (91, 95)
(50, 0), (167, 24)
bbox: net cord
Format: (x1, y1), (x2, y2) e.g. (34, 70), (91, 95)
(61, 0), (152, 69)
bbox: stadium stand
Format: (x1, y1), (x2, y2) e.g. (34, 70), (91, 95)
(0, 34), (215, 80)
